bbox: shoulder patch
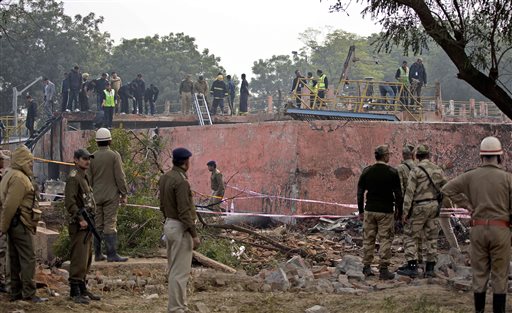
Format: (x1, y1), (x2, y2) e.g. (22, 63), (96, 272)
(70, 169), (77, 177)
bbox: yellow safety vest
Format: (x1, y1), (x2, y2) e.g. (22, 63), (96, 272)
(317, 74), (326, 90)
(308, 78), (317, 93)
(398, 67), (409, 85)
(103, 89), (115, 107)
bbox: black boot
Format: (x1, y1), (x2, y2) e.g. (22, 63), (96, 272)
(94, 233), (106, 262)
(0, 281), (7, 293)
(69, 282), (89, 304)
(424, 261), (436, 278)
(362, 265), (375, 277)
(474, 292), (485, 313)
(397, 260), (418, 278)
(105, 234), (128, 262)
(79, 281), (100, 301)
(493, 294), (506, 313)
(379, 267), (395, 280)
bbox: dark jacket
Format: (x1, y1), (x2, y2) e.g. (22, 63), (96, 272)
(68, 69), (82, 90)
(62, 77), (70, 93)
(179, 79), (194, 94)
(210, 80), (228, 99)
(144, 85), (159, 102)
(409, 62), (427, 84)
(132, 78), (146, 98)
(27, 99), (38, 120)
(240, 79), (249, 95)
(94, 78), (109, 95)
(291, 76), (304, 92)
(119, 84), (135, 99)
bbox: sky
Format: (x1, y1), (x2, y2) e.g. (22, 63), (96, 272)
(62, 0), (382, 79)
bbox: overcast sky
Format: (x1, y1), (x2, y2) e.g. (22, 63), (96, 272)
(62, 0), (381, 79)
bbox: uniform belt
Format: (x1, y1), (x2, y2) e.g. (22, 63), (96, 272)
(470, 219), (510, 228)
(413, 199), (437, 204)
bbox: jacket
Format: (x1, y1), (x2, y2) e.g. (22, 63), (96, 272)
(69, 69), (82, 90)
(409, 62), (427, 84)
(210, 80), (228, 99)
(88, 146), (128, 204)
(65, 166), (96, 223)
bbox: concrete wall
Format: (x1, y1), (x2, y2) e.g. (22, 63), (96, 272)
(54, 120), (512, 216)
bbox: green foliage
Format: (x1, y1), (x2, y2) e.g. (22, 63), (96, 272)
(52, 225), (71, 261)
(196, 232), (241, 269)
(251, 55), (294, 96)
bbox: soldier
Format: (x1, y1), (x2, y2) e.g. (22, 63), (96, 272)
(0, 150), (10, 293)
(207, 161), (225, 211)
(442, 137), (510, 313)
(159, 147), (201, 313)
(397, 144), (447, 278)
(88, 128), (129, 262)
(65, 149), (101, 304)
(357, 145), (402, 280)
(0, 146), (47, 302)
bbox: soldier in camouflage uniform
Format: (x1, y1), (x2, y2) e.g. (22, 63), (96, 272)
(397, 144), (447, 278)
(0, 150), (10, 293)
(207, 161), (225, 211)
(65, 149), (101, 304)
(357, 145), (402, 280)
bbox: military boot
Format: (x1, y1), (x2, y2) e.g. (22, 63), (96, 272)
(79, 281), (100, 301)
(94, 233), (106, 262)
(424, 261), (436, 278)
(474, 292), (485, 313)
(397, 260), (418, 278)
(362, 265), (375, 277)
(69, 282), (89, 304)
(379, 267), (395, 280)
(105, 234), (128, 262)
(493, 294), (506, 313)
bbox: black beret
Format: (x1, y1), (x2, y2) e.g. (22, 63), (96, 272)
(172, 147), (192, 161)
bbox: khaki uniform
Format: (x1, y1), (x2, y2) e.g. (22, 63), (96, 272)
(110, 76), (122, 111)
(0, 146), (39, 299)
(402, 159), (447, 263)
(442, 164), (512, 294)
(179, 79), (194, 114)
(65, 167), (96, 284)
(209, 169), (225, 211)
(159, 166), (197, 313)
(88, 146), (127, 235)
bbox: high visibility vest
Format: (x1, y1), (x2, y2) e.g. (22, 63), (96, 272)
(103, 89), (115, 107)
(398, 67), (409, 85)
(317, 74), (326, 90)
(308, 78), (317, 93)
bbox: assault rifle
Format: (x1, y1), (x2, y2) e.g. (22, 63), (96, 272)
(79, 208), (101, 244)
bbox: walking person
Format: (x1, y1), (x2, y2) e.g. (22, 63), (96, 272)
(159, 148), (200, 313)
(88, 128), (129, 262)
(65, 149), (101, 304)
(442, 137), (511, 313)
(206, 161), (225, 211)
(357, 145), (402, 280)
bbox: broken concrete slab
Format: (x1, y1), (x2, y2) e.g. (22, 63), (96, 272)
(264, 268), (290, 291)
(34, 226), (59, 262)
(336, 255), (363, 274)
(305, 305), (329, 313)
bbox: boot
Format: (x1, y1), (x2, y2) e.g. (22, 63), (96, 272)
(493, 294), (506, 313)
(362, 265), (375, 277)
(94, 233), (106, 262)
(397, 260), (418, 278)
(69, 282), (89, 304)
(0, 282), (6, 293)
(424, 261), (436, 278)
(379, 267), (395, 280)
(79, 281), (100, 301)
(474, 292), (485, 313)
(105, 234), (128, 262)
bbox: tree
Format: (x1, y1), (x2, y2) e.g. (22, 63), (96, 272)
(329, 0), (512, 118)
(251, 55), (295, 96)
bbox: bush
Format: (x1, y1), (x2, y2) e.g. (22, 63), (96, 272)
(196, 232), (241, 269)
(53, 226), (71, 261)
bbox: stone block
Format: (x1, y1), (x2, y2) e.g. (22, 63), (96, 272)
(346, 269), (365, 281)
(34, 227), (59, 262)
(305, 305), (329, 313)
(336, 255), (363, 274)
(264, 268), (290, 291)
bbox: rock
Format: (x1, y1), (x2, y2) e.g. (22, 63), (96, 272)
(264, 268), (290, 291)
(53, 268), (69, 281)
(144, 284), (164, 295)
(126, 280), (136, 289)
(261, 284), (272, 292)
(346, 269), (365, 281)
(305, 305), (329, 313)
(332, 283), (360, 294)
(336, 255), (363, 274)
(453, 266), (472, 280)
(314, 279), (334, 294)
(144, 293), (159, 300)
(435, 254), (454, 273)
(193, 302), (209, 313)
(214, 278), (226, 286)
(337, 274), (352, 288)
(452, 279), (472, 291)
(313, 270), (332, 280)
(34, 227), (59, 262)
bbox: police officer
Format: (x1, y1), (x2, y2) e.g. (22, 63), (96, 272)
(398, 144), (447, 278)
(159, 147), (201, 313)
(0, 150), (10, 293)
(89, 128), (129, 262)
(442, 137), (510, 313)
(357, 145), (402, 280)
(179, 74), (194, 115)
(65, 149), (101, 304)
(0, 146), (46, 302)
(207, 161), (225, 211)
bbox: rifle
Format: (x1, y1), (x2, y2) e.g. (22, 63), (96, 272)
(79, 208), (101, 244)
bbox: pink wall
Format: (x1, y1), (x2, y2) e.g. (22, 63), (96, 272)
(55, 120), (512, 216)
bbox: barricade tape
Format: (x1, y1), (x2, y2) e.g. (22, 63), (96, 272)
(40, 192), (471, 219)
(34, 157), (74, 166)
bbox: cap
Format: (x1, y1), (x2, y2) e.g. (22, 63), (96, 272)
(375, 145), (391, 156)
(402, 144), (415, 154)
(206, 160), (216, 167)
(172, 147), (192, 161)
(0, 150), (10, 160)
(416, 144), (430, 155)
(74, 149), (94, 159)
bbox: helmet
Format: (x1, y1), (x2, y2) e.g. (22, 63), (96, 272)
(480, 136), (503, 155)
(95, 128), (112, 142)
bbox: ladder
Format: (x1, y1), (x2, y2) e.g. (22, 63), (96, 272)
(193, 93), (213, 126)
(25, 115), (62, 151)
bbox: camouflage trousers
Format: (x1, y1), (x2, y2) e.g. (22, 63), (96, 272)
(363, 211), (394, 268)
(403, 203), (439, 262)
(471, 225), (511, 294)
